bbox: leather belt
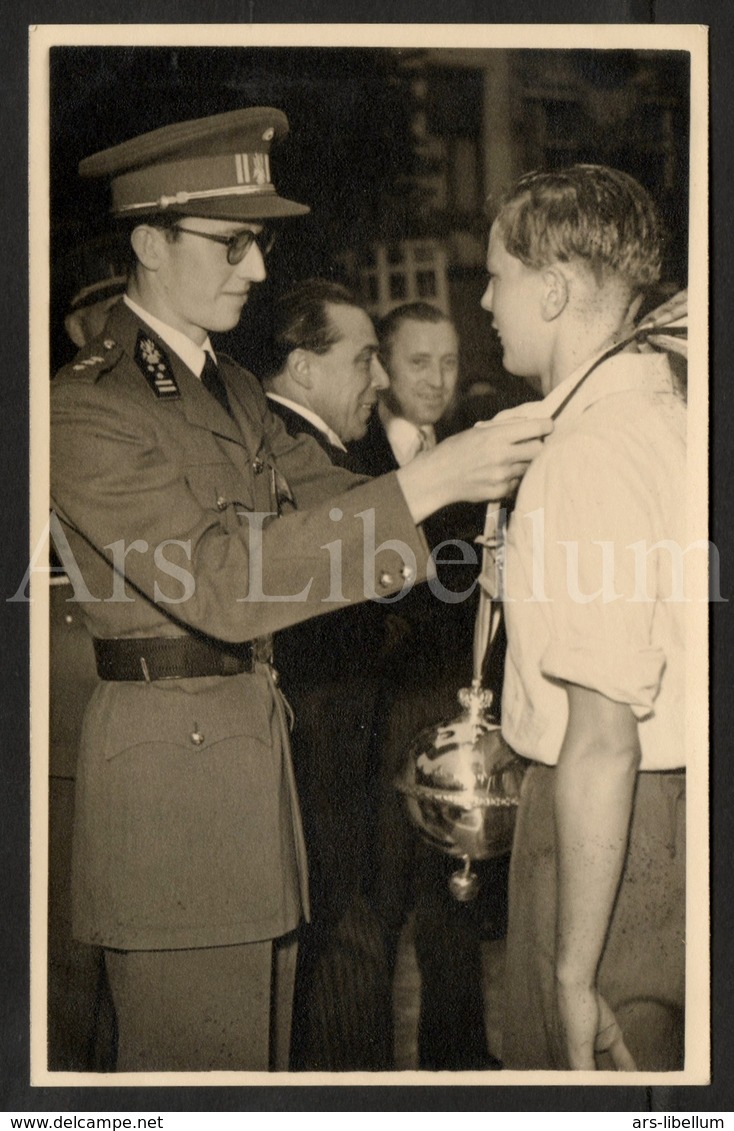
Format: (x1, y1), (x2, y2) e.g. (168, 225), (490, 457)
(93, 634), (273, 682)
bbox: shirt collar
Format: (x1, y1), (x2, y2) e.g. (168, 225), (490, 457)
(378, 401), (435, 466)
(124, 295), (216, 378)
(266, 392), (348, 452)
(508, 348), (675, 428)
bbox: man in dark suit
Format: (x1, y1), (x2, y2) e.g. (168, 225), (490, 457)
(351, 301), (510, 1070)
(261, 279), (398, 1069)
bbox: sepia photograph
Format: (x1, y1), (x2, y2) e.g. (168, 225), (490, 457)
(27, 22), (709, 1090)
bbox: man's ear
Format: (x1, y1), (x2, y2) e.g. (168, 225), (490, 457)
(540, 265), (569, 322)
(130, 225), (165, 271)
(286, 348), (313, 389)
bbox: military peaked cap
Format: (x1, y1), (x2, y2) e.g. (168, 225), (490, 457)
(79, 106), (310, 221)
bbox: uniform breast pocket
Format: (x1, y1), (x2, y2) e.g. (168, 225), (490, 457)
(185, 463), (255, 524)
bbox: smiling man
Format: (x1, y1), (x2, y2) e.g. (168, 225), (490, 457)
(380, 304), (460, 449)
(351, 302), (508, 1071)
(263, 279), (388, 463)
(352, 302), (460, 474)
(50, 108), (551, 1072)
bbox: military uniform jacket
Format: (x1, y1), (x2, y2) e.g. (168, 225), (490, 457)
(50, 300), (429, 950)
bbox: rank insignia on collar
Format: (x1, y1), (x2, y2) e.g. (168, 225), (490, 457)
(134, 332), (181, 400)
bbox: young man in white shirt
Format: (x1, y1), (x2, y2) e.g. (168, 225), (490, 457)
(484, 164), (687, 1071)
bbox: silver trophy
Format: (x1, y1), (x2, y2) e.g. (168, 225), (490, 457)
(395, 504), (526, 900)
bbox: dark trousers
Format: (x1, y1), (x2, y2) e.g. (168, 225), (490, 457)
(411, 847), (509, 1070)
(290, 894), (393, 1071)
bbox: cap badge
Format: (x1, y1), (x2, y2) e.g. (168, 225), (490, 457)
(134, 332), (181, 400)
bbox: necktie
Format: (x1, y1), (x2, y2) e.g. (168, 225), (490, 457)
(201, 352), (232, 417)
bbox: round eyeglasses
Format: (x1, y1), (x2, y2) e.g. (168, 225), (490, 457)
(174, 225), (277, 265)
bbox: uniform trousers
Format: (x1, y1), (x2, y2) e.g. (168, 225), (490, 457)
(104, 931), (298, 1072)
(503, 763), (686, 1071)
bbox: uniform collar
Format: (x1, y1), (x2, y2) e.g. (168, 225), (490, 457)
(123, 295), (216, 378)
(106, 299), (247, 450)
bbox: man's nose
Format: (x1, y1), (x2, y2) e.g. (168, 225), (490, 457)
(370, 355), (390, 390)
(424, 361), (443, 387)
(480, 280), (494, 312)
(235, 241), (267, 282)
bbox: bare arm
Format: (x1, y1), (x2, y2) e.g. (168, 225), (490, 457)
(554, 682), (641, 1070)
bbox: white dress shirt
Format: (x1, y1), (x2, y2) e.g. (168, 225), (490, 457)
(379, 402), (436, 466)
(501, 351), (687, 772)
(124, 295), (216, 378)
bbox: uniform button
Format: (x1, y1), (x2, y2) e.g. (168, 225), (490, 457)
(378, 571), (394, 589)
(252, 457), (265, 475)
(400, 565), (415, 581)
(216, 495), (227, 511)
(190, 730), (205, 747)
(64, 613), (74, 625)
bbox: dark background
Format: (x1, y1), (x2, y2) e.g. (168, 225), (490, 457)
(48, 43), (691, 406)
(2, 0), (731, 1115)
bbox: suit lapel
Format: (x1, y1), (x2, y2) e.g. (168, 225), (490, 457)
(267, 398), (351, 467)
(371, 414), (400, 473)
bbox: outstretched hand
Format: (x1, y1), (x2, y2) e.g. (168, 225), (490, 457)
(557, 983), (638, 1071)
(396, 413), (552, 524)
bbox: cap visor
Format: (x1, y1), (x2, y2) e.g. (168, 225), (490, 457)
(116, 193), (310, 221)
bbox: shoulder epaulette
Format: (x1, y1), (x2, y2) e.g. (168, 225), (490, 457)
(65, 335), (124, 382)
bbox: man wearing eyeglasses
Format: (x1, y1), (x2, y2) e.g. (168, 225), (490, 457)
(50, 107), (552, 1072)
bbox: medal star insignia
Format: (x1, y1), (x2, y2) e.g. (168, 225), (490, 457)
(140, 338), (162, 366)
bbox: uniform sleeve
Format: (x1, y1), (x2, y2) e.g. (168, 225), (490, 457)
(50, 376), (430, 644)
(536, 432), (667, 719)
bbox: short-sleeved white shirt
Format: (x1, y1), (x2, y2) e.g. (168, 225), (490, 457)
(501, 351), (687, 771)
